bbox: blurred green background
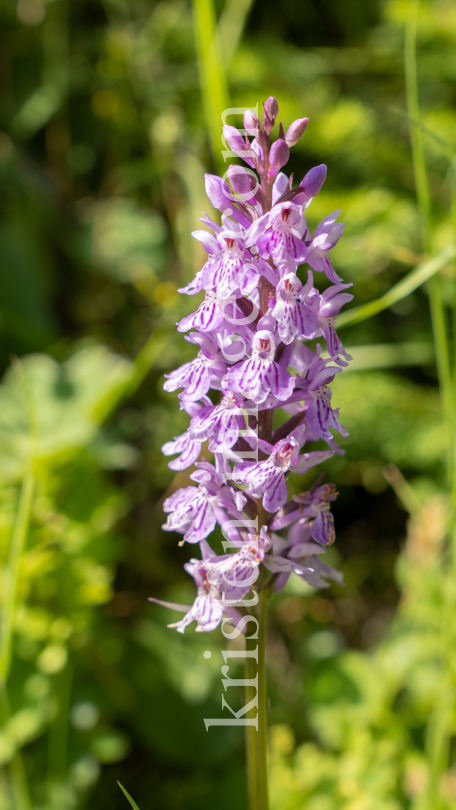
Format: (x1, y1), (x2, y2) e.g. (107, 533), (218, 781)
(1, 0), (456, 808)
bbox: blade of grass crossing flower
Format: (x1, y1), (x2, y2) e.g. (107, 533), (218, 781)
(192, 0), (230, 165)
(405, 0), (453, 484)
(118, 782), (142, 810)
(337, 244), (455, 328)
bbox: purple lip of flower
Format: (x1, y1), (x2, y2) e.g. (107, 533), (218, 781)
(233, 437), (300, 514)
(252, 202), (308, 266)
(306, 385), (349, 441)
(224, 329), (295, 405)
(305, 211), (345, 284)
(161, 430), (202, 471)
(151, 530), (272, 633)
(191, 226), (261, 299)
(271, 273), (317, 345)
(269, 483), (338, 548)
(188, 390), (247, 453)
(163, 350), (226, 402)
(162, 461), (246, 545)
(176, 291), (225, 334)
(232, 428), (333, 514)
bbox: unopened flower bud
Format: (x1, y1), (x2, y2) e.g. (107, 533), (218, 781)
(264, 97), (279, 123)
(284, 117), (309, 147)
(244, 110), (261, 137)
(227, 165), (258, 199)
(294, 164), (327, 205)
(204, 174), (232, 212)
(268, 139), (290, 178)
(301, 164), (327, 196)
(223, 125), (254, 166)
(263, 97), (279, 135)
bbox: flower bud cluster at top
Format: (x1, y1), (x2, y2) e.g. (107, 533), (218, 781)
(153, 97), (354, 634)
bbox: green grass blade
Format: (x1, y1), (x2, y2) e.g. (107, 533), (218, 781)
(338, 341), (434, 372)
(92, 326), (173, 424)
(0, 358), (37, 684)
(218, 0), (255, 67)
(404, 3), (455, 808)
(404, 0), (453, 488)
(405, 0), (432, 249)
(0, 468), (34, 683)
(192, 0), (230, 164)
(337, 244), (455, 328)
(118, 782), (142, 810)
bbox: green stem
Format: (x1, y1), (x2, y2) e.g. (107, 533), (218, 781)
(245, 396), (271, 810)
(256, 587), (269, 810)
(0, 674), (32, 810)
(245, 650), (258, 810)
(245, 587), (269, 810)
(46, 662), (73, 810)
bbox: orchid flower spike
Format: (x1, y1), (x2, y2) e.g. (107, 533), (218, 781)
(153, 97), (352, 633)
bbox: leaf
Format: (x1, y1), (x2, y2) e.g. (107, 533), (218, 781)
(0, 345), (132, 481)
(118, 781), (142, 810)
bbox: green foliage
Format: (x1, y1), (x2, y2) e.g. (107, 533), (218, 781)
(118, 782), (141, 810)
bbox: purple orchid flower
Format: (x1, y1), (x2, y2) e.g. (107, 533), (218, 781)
(161, 431), (202, 471)
(150, 551), (240, 634)
(299, 276), (353, 363)
(293, 484), (338, 546)
(191, 223), (260, 299)
(162, 461), (244, 544)
(233, 427), (333, 513)
(271, 273), (316, 344)
(189, 389), (248, 453)
(224, 329), (295, 404)
(262, 520), (343, 592)
(161, 399), (212, 470)
(252, 202), (308, 266)
(163, 333), (227, 402)
(305, 210), (345, 284)
(204, 173), (253, 229)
